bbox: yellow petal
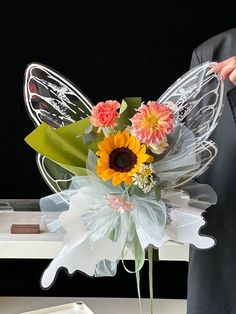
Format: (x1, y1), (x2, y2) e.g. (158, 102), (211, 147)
(139, 144), (147, 154)
(99, 137), (114, 152)
(97, 158), (109, 166)
(96, 151), (109, 159)
(125, 175), (133, 185)
(128, 136), (137, 151)
(147, 155), (154, 162)
(112, 172), (122, 186)
(132, 141), (141, 154)
(130, 164), (140, 174)
(113, 131), (121, 148)
(122, 130), (130, 147)
(118, 132), (125, 147)
(102, 169), (115, 180)
(138, 154), (152, 163)
(107, 135), (115, 150)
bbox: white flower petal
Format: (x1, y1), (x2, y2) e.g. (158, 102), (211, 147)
(131, 198), (167, 249)
(162, 207), (215, 249)
(41, 231), (126, 288)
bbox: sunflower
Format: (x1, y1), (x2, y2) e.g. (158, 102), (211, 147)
(96, 130), (153, 186)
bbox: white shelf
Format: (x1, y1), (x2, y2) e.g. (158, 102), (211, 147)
(0, 212), (189, 260)
(21, 300), (94, 314)
(0, 297), (187, 314)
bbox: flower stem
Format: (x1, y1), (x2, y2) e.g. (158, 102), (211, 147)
(102, 127), (109, 137)
(121, 184), (132, 199)
(135, 270), (143, 314)
(148, 245), (154, 314)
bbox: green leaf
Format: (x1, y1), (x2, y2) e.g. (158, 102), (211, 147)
(57, 162), (87, 176)
(124, 97), (142, 111)
(133, 229), (145, 271)
(117, 97), (142, 129)
(154, 186), (161, 200)
(82, 132), (98, 144)
(133, 187), (147, 198)
(119, 100), (128, 114)
(158, 180), (170, 189)
(83, 123), (93, 134)
(25, 117), (92, 169)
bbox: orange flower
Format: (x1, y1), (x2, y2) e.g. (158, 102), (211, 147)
(90, 100), (120, 128)
(130, 101), (174, 145)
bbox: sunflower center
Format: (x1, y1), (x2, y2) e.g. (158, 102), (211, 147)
(109, 147), (137, 172)
(144, 113), (160, 128)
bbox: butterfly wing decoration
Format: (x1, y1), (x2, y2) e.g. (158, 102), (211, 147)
(24, 62), (223, 193)
(155, 61), (224, 188)
(24, 63), (94, 192)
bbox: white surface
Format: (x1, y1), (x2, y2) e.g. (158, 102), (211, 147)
(0, 212), (63, 258)
(21, 301), (94, 314)
(0, 212), (189, 260)
(0, 297), (187, 314)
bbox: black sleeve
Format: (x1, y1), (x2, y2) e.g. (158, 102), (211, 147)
(190, 48), (201, 69)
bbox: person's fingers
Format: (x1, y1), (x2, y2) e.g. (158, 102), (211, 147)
(206, 61), (224, 76)
(206, 66), (217, 76)
(206, 57), (236, 81)
(220, 62), (236, 79)
(215, 56), (236, 77)
(229, 68), (236, 85)
(217, 56), (236, 71)
(206, 60), (226, 75)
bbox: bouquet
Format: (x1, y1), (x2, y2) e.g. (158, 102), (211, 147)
(24, 62), (223, 313)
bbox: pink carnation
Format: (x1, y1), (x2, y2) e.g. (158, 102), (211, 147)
(90, 100), (120, 128)
(105, 194), (134, 213)
(130, 101), (174, 145)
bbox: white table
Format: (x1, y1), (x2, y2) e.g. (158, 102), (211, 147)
(0, 297), (187, 314)
(0, 211), (189, 260)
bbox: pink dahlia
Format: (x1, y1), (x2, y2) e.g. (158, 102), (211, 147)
(130, 101), (174, 145)
(90, 100), (120, 128)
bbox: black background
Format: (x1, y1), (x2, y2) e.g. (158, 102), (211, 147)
(0, 0), (235, 299)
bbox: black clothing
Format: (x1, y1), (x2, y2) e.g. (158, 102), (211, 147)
(187, 28), (236, 314)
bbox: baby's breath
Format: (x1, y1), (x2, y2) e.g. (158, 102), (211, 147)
(132, 164), (157, 193)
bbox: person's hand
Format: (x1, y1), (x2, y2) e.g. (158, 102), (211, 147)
(207, 56), (236, 85)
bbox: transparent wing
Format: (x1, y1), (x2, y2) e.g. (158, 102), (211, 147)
(155, 62), (224, 188)
(24, 63), (94, 192)
(36, 154), (73, 193)
(158, 61), (224, 143)
(24, 62), (93, 127)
